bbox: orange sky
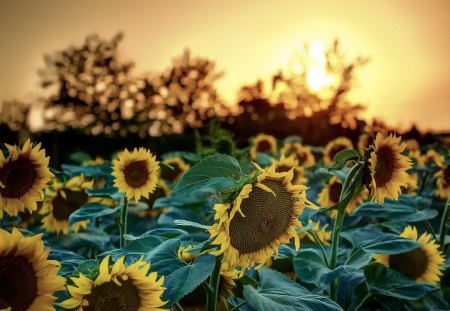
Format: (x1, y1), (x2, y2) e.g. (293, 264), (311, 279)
(1, 0), (449, 131)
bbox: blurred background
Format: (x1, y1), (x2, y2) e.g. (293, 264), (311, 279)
(1, 0), (449, 164)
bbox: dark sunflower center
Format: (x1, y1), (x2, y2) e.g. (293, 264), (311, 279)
(143, 186), (166, 209)
(229, 179), (293, 254)
(388, 247), (428, 280)
(443, 166), (450, 187)
(161, 163), (182, 182)
(0, 256), (38, 311)
(256, 140), (272, 153)
(297, 152), (307, 166)
(328, 144), (347, 162)
(84, 279), (141, 311)
(374, 146), (395, 187)
(124, 160), (149, 188)
(329, 182), (342, 204)
(0, 156), (38, 198)
(52, 189), (89, 221)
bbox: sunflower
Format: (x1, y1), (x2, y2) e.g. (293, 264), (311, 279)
(373, 226), (444, 284)
(82, 157), (106, 166)
(249, 134), (277, 160)
(435, 163), (450, 199)
(317, 176), (367, 216)
(323, 137), (354, 165)
(0, 140), (53, 219)
(176, 246), (239, 311)
(40, 176), (94, 235)
(142, 180), (171, 218)
(357, 133), (374, 155)
(280, 143), (315, 167)
(160, 157), (190, 183)
(404, 139), (420, 152)
(112, 148), (160, 201)
(209, 163), (309, 274)
(422, 150), (445, 168)
(298, 220), (331, 246)
(0, 228), (65, 311)
(367, 133), (412, 203)
(402, 172), (419, 195)
(60, 256), (166, 311)
(272, 153), (307, 185)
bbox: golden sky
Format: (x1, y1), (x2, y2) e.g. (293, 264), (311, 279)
(1, 0), (449, 131)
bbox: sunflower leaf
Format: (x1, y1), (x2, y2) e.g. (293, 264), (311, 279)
(334, 149), (360, 165)
(364, 263), (437, 300)
(243, 268), (343, 311)
(69, 202), (121, 226)
(172, 154), (244, 194)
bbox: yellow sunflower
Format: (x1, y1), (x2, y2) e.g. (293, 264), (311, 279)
(0, 228), (65, 311)
(142, 180), (171, 218)
(176, 246), (239, 311)
(373, 226), (444, 284)
(60, 255), (166, 311)
(82, 157), (106, 166)
(367, 133), (412, 203)
(422, 150), (445, 168)
(435, 163), (450, 199)
(357, 133), (374, 155)
(404, 139), (420, 152)
(209, 163), (309, 274)
(249, 134), (277, 160)
(40, 176), (94, 235)
(160, 157), (190, 183)
(0, 140), (53, 219)
(280, 143), (316, 167)
(317, 176), (367, 216)
(402, 172), (419, 195)
(323, 137), (354, 166)
(298, 220), (331, 246)
(112, 148), (160, 201)
(272, 153), (307, 185)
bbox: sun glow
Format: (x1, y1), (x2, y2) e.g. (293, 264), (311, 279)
(306, 42), (336, 92)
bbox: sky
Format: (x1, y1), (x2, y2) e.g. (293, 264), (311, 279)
(1, 0), (449, 131)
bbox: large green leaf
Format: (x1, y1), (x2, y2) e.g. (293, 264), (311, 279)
(172, 154), (245, 194)
(293, 248), (370, 286)
(333, 149), (359, 165)
(341, 228), (421, 254)
(243, 268), (343, 311)
(364, 263), (437, 300)
(46, 228), (111, 251)
(69, 202), (121, 226)
(99, 236), (166, 260)
(86, 187), (123, 202)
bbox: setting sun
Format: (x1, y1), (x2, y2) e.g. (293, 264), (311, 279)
(306, 42), (336, 92)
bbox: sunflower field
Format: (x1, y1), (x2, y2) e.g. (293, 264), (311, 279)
(1, 132), (450, 311)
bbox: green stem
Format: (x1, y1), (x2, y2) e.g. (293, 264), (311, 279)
(354, 293), (371, 311)
(119, 197), (128, 248)
(206, 255), (223, 311)
(438, 195), (450, 251)
(311, 230), (330, 267)
(230, 301), (247, 311)
(174, 302), (185, 311)
(329, 164), (363, 301)
(419, 171), (429, 194)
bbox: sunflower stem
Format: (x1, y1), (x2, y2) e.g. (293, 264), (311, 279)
(329, 163), (363, 301)
(230, 300), (247, 311)
(353, 293), (371, 311)
(206, 255), (222, 311)
(119, 196), (128, 248)
(419, 171), (429, 194)
(438, 195), (450, 251)
(311, 230), (330, 267)
(174, 302), (185, 311)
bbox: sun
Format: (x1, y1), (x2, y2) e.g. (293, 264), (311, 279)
(306, 42), (336, 92)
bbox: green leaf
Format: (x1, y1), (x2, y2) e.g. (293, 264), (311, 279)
(153, 191), (210, 209)
(69, 151), (92, 164)
(173, 219), (210, 230)
(172, 154), (244, 195)
(100, 236), (166, 260)
(364, 263), (437, 300)
(69, 202), (121, 226)
(46, 228), (111, 251)
(144, 239), (185, 276)
(334, 149), (359, 165)
(124, 228), (189, 241)
(293, 248), (366, 286)
(341, 228), (421, 254)
(243, 268), (343, 311)
(61, 163), (111, 178)
(86, 187), (123, 202)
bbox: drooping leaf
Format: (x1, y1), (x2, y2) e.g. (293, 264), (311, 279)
(69, 202), (121, 226)
(334, 149), (359, 165)
(243, 268), (343, 311)
(172, 154), (244, 194)
(364, 263), (437, 300)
